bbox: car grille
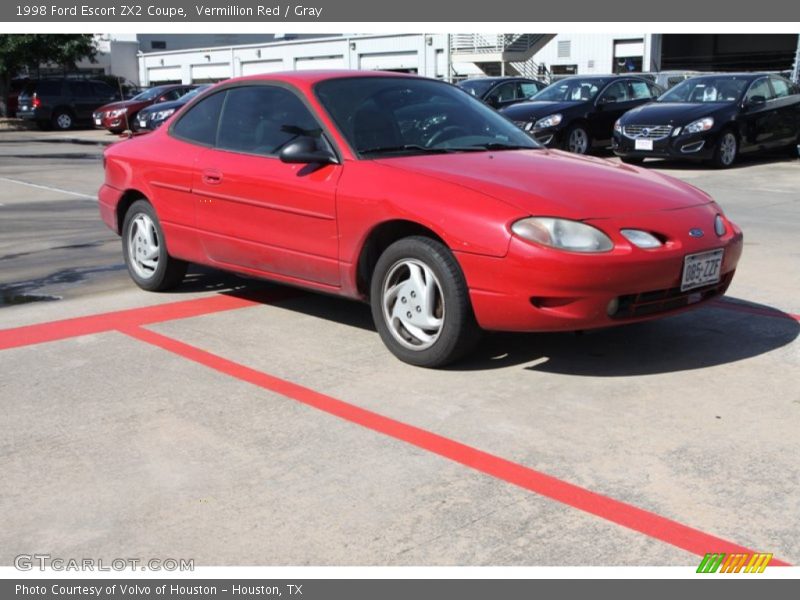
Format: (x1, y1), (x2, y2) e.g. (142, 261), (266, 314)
(623, 125), (672, 140)
(513, 120), (530, 129)
(609, 272), (733, 319)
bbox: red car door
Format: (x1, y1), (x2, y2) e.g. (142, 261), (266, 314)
(192, 84), (342, 287)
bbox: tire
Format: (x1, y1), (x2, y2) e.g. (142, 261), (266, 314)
(711, 129), (738, 168)
(51, 109), (74, 131)
(121, 199), (187, 291)
(621, 156), (644, 165)
(370, 236), (481, 368)
(564, 124), (591, 154)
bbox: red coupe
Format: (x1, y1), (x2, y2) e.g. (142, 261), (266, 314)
(99, 71), (743, 367)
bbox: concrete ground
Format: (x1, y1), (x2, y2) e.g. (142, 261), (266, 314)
(0, 130), (798, 567)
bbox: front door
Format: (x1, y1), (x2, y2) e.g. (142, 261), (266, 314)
(193, 84), (342, 287)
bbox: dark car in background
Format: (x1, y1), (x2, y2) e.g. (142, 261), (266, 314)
(457, 77), (546, 110)
(500, 75), (664, 154)
(135, 84), (212, 131)
(93, 84), (197, 134)
(613, 73), (800, 168)
(16, 79), (118, 130)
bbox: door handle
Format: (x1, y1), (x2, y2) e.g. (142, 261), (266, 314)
(202, 169), (223, 185)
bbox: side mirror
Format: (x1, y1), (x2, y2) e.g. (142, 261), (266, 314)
(279, 137), (337, 165)
(746, 95), (766, 106)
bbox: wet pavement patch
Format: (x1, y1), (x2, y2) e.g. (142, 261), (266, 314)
(0, 292), (61, 306)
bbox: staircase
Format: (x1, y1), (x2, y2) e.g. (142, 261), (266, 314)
(450, 34), (555, 81)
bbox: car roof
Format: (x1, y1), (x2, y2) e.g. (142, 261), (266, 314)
(226, 70), (421, 86)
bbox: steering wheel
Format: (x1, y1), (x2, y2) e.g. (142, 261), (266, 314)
(426, 125), (470, 147)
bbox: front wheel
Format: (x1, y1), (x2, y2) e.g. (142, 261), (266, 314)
(122, 199), (187, 291)
(711, 130), (738, 168)
(370, 236), (480, 368)
(564, 124), (590, 154)
(51, 109), (74, 131)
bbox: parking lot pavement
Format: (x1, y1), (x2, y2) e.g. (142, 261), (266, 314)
(0, 130), (798, 566)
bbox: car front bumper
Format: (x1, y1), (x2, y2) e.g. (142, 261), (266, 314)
(613, 129), (720, 161)
(455, 208), (743, 332)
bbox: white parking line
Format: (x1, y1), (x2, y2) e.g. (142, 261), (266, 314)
(0, 176), (96, 201)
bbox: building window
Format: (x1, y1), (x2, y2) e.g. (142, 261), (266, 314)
(551, 64), (578, 75)
(150, 41), (167, 50)
(557, 40), (571, 58)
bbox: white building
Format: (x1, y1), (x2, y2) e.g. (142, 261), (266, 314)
(138, 34), (449, 86)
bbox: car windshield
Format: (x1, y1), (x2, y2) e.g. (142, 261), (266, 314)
(315, 76), (539, 157)
(658, 77), (748, 103)
(180, 85), (209, 101)
(457, 79), (495, 98)
(132, 86), (170, 101)
(530, 79), (604, 102)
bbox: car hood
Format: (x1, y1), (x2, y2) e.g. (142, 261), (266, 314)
(375, 149), (710, 220)
(138, 98), (186, 115)
(96, 99), (143, 113)
(621, 102), (734, 126)
(501, 100), (583, 121)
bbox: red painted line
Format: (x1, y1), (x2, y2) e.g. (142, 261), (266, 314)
(0, 289), (294, 351)
(712, 299), (800, 322)
(121, 324), (791, 566)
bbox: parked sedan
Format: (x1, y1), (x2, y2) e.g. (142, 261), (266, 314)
(501, 75), (664, 154)
(99, 71), (742, 367)
(613, 73), (800, 168)
(135, 85), (212, 131)
(93, 84), (197, 133)
(457, 77), (546, 110)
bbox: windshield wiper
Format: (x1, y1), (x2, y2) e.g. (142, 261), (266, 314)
(360, 144), (454, 155)
(458, 142), (536, 151)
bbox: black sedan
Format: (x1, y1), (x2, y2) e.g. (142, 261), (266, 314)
(613, 73), (800, 168)
(457, 77), (546, 110)
(500, 75), (664, 154)
(134, 84), (212, 131)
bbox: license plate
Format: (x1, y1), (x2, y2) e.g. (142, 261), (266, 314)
(95, 118), (102, 126)
(138, 119), (147, 128)
(635, 139), (654, 151)
(681, 249), (724, 292)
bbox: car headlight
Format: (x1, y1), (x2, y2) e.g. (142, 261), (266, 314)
(511, 217), (613, 253)
(614, 119), (622, 134)
(683, 117), (714, 135)
(154, 108), (176, 121)
(714, 214), (727, 237)
(108, 108), (128, 118)
(533, 113), (563, 130)
(620, 229), (663, 249)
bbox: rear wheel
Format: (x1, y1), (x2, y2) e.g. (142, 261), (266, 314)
(370, 236), (480, 368)
(122, 200), (187, 291)
(51, 109), (74, 131)
(711, 130), (737, 168)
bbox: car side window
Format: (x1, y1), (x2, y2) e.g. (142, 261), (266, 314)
(91, 82), (114, 97)
(745, 78), (774, 103)
(520, 82), (540, 98)
(599, 81), (630, 104)
(770, 77), (792, 98)
(69, 81), (92, 97)
(486, 82), (517, 104)
(171, 90), (226, 146)
(160, 89), (182, 102)
(629, 80), (653, 100)
(216, 86), (321, 157)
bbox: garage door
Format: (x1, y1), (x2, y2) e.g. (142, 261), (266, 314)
(294, 56), (345, 70)
(241, 60), (284, 76)
(359, 52), (418, 71)
(147, 66), (181, 83)
(191, 63), (231, 81)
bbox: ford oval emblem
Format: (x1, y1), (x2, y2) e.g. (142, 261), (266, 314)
(689, 228), (704, 238)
